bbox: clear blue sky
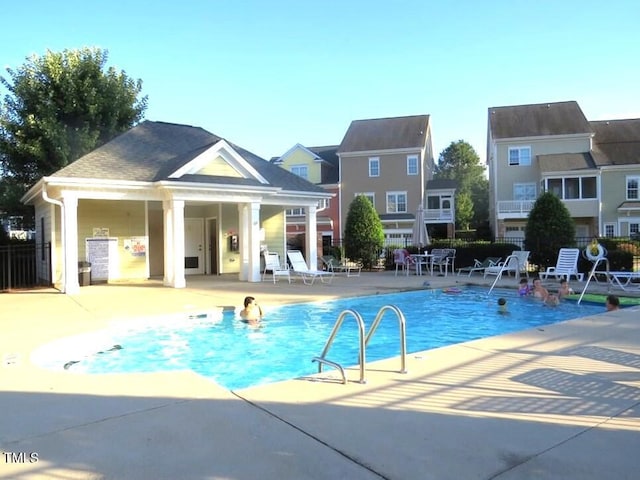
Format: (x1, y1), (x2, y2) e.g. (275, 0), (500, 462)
(2, 0), (639, 163)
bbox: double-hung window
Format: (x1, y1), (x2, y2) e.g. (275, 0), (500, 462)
(369, 157), (380, 177)
(508, 146), (532, 166)
(407, 155), (418, 175)
(627, 176), (640, 200)
(355, 192), (375, 206)
(513, 183), (536, 200)
(386, 192), (407, 213)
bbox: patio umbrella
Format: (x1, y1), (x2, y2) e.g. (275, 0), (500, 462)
(412, 205), (431, 248)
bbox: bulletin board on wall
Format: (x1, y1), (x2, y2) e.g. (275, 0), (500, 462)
(86, 237), (118, 283)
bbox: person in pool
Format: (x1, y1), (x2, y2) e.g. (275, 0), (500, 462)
(518, 278), (531, 296)
(557, 279), (574, 298)
(531, 278), (550, 301)
(239, 296), (264, 326)
(497, 297), (509, 315)
(605, 294), (620, 311)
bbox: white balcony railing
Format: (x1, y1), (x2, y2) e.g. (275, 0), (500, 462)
(424, 208), (454, 222)
(497, 200), (535, 217)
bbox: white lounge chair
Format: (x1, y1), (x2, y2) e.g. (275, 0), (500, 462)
(457, 257), (501, 277)
(287, 250), (335, 285)
(262, 252), (291, 283)
(607, 271), (640, 291)
(484, 250), (530, 280)
(539, 248), (583, 281)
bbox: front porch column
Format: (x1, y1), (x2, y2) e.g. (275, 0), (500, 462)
(238, 202), (261, 282)
(163, 199), (186, 288)
(62, 195), (79, 294)
(305, 204), (318, 269)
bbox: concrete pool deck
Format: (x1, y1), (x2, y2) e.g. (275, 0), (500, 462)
(1, 272), (640, 479)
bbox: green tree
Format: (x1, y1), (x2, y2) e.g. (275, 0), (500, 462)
(0, 47), (148, 221)
(434, 140), (488, 230)
(524, 192), (576, 269)
(455, 191), (474, 230)
(344, 195), (384, 269)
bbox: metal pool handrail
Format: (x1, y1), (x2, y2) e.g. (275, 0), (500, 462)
(365, 305), (407, 374)
(312, 309), (366, 384)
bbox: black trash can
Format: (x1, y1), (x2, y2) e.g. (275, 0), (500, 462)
(78, 261), (91, 286)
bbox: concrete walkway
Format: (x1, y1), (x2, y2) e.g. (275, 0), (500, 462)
(1, 272), (639, 479)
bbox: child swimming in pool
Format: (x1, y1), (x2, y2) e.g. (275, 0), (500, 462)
(557, 279), (574, 298)
(239, 296), (264, 326)
(497, 297), (509, 315)
(518, 278), (531, 296)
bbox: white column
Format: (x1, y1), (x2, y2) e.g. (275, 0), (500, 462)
(306, 204), (318, 269)
(62, 195), (79, 294)
(248, 202), (261, 282)
(238, 204), (249, 281)
(238, 202), (261, 282)
(163, 200), (174, 286)
(163, 199), (186, 288)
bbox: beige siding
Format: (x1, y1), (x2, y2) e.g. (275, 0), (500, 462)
(78, 200), (148, 280)
(220, 203), (241, 273)
(493, 136), (591, 202)
(340, 152), (423, 224)
(261, 207), (286, 259)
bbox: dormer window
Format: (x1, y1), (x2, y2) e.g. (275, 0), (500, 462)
(290, 165), (308, 180)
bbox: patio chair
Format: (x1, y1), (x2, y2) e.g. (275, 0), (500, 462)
(393, 248), (415, 276)
(262, 252), (291, 283)
(321, 255), (362, 277)
(287, 250), (335, 285)
(539, 248), (583, 281)
(457, 257), (501, 277)
(430, 248), (456, 276)
(484, 250), (530, 280)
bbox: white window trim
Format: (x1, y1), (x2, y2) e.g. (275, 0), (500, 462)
(508, 146), (532, 166)
(626, 175), (640, 201)
(407, 155), (418, 175)
(513, 183), (536, 200)
(290, 164), (308, 180)
(386, 191), (408, 213)
(604, 223), (616, 237)
(369, 157), (380, 177)
(355, 192), (375, 206)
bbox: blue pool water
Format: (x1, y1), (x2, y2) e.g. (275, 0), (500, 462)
(34, 287), (603, 390)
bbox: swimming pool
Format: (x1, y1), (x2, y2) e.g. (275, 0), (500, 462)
(32, 287), (603, 390)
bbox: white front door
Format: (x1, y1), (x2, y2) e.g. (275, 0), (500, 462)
(184, 218), (204, 275)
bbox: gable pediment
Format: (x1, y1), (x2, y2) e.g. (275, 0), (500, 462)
(169, 139), (268, 184)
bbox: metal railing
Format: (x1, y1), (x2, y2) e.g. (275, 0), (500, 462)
(0, 242), (51, 291)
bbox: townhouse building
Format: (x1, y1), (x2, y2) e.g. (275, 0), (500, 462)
(487, 101), (640, 242)
(274, 115), (457, 249)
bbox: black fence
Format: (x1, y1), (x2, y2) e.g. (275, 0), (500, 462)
(0, 242), (51, 291)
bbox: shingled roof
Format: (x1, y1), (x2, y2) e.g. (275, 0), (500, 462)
(50, 121), (325, 194)
(308, 145), (339, 184)
(337, 115), (430, 153)
(590, 119), (640, 167)
(488, 101), (591, 139)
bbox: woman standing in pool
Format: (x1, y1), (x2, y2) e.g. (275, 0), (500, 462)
(239, 296), (264, 326)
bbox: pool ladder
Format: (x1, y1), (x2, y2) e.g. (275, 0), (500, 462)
(312, 305), (407, 384)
